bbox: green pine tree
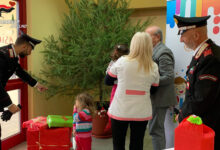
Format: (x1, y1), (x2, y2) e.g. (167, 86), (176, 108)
(40, 0), (152, 102)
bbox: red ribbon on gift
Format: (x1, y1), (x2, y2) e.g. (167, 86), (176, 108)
(62, 116), (68, 121)
(28, 142), (70, 149)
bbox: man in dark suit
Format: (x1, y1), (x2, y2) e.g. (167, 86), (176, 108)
(174, 15), (220, 150)
(0, 32), (47, 148)
(145, 26), (177, 150)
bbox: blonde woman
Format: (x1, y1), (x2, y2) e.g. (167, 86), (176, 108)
(105, 32), (160, 150)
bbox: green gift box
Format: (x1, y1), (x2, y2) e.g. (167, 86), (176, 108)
(47, 115), (73, 128)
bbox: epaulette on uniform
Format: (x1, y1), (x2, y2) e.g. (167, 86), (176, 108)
(8, 48), (14, 58)
(195, 43), (212, 60)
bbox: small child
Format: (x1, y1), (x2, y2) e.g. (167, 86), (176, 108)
(106, 44), (129, 104)
(73, 93), (95, 150)
(105, 44), (129, 131)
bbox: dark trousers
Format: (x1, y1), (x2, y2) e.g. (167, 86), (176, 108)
(111, 118), (148, 150)
(215, 130), (220, 150)
(214, 121), (220, 150)
(0, 125), (1, 150)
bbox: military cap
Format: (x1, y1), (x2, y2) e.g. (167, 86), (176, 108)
(20, 31), (42, 49)
(173, 15), (210, 35)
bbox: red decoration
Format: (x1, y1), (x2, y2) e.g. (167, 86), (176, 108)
(214, 16), (220, 24)
(175, 116), (215, 150)
(9, 1), (16, 7)
(204, 49), (213, 57)
(213, 26), (220, 35)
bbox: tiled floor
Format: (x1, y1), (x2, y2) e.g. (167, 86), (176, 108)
(10, 128), (153, 150)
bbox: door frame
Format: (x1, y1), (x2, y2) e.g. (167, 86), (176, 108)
(2, 0), (27, 149)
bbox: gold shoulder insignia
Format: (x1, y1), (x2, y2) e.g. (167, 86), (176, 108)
(8, 48), (14, 58)
(195, 43), (209, 60)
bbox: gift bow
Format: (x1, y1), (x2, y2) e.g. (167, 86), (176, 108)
(32, 117), (46, 123)
(30, 117), (46, 129)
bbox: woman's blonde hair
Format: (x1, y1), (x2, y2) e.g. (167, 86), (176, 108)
(128, 32), (153, 74)
(76, 93), (95, 116)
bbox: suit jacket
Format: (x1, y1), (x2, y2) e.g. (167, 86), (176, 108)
(151, 42), (177, 107)
(178, 39), (220, 131)
(0, 44), (37, 111)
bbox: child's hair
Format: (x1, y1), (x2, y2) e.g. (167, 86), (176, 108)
(76, 93), (95, 116)
(111, 44), (129, 61)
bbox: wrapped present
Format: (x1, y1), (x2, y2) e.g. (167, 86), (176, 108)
(175, 115), (215, 150)
(26, 128), (40, 150)
(47, 115), (73, 128)
(26, 127), (72, 150)
(23, 116), (47, 130)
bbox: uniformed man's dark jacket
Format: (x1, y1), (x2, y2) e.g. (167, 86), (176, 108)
(0, 44), (37, 111)
(179, 39), (220, 131)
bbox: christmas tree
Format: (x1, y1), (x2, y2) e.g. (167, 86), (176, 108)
(41, 0), (151, 101)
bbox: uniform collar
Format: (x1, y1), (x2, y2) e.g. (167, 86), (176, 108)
(11, 44), (17, 58)
(193, 39), (208, 56)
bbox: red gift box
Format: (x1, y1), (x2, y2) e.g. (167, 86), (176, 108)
(26, 127), (72, 150)
(175, 115), (215, 150)
(23, 116), (48, 130)
(26, 128), (40, 150)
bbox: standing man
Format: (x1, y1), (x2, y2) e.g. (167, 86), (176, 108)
(0, 32), (47, 148)
(145, 26), (177, 150)
(174, 15), (220, 150)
